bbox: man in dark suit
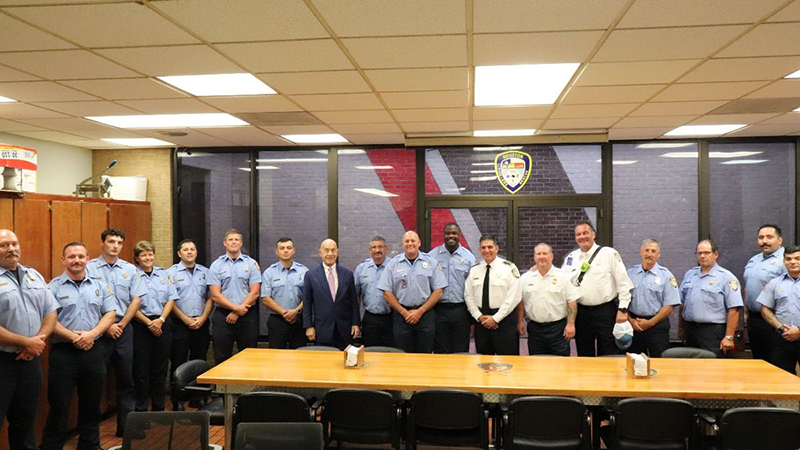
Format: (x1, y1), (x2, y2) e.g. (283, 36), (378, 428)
(303, 239), (361, 350)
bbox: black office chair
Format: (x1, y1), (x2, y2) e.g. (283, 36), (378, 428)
(110, 411), (222, 450)
(406, 389), (489, 450)
(718, 407), (800, 450)
(234, 422), (324, 450)
(233, 392), (316, 449)
(662, 347), (717, 359)
(171, 360), (225, 425)
(297, 345), (341, 351)
(364, 346), (406, 353)
(321, 388), (402, 449)
(502, 396), (590, 450)
(607, 398), (695, 450)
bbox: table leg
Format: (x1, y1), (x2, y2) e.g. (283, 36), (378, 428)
(225, 392), (235, 449)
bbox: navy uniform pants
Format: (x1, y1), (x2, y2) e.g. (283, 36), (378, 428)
(528, 318), (570, 356)
(433, 302), (472, 354)
(629, 314), (671, 357)
(361, 311), (394, 347)
(170, 319), (210, 406)
(133, 317), (173, 412)
(0, 352), (43, 450)
(393, 309), (436, 353)
(212, 306), (259, 364)
(107, 321), (135, 434)
(575, 301), (619, 356)
(685, 321), (727, 358)
(266, 313), (306, 350)
(475, 315), (519, 355)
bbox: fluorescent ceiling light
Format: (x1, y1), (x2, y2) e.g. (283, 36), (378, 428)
(0, 96), (16, 103)
(664, 124), (746, 136)
(355, 165), (393, 170)
(101, 138), (173, 147)
(470, 170), (495, 174)
(353, 188), (398, 197)
(330, 149), (366, 155)
(157, 73), (276, 96)
(785, 69), (800, 79)
(660, 151), (763, 158)
(795, 107), (800, 112)
(636, 143), (694, 149)
(595, 159), (638, 165)
(256, 158), (327, 163)
(281, 133), (348, 144)
(720, 159), (769, 165)
(238, 166), (279, 171)
(87, 113), (248, 129)
(472, 146), (523, 152)
(471, 162), (495, 166)
(473, 129), (536, 137)
(470, 176), (497, 182)
(475, 63), (580, 106)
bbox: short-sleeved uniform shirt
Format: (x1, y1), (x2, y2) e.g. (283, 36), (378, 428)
(680, 264), (743, 324)
(428, 244), (475, 304)
(137, 267), (179, 316)
(744, 248), (786, 312)
(0, 265), (59, 353)
(757, 273), (800, 327)
(354, 258), (391, 315)
(377, 252), (448, 308)
(464, 257), (522, 323)
(207, 253), (261, 306)
(627, 263), (681, 317)
(519, 266), (580, 323)
(260, 261), (308, 313)
(166, 262), (209, 317)
(48, 272), (116, 343)
(87, 256), (147, 319)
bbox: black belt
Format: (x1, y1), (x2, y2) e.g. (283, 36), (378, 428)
(531, 317), (567, 326)
(480, 307), (499, 315)
(630, 312), (655, 320)
(437, 302), (464, 307)
(365, 310), (391, 316)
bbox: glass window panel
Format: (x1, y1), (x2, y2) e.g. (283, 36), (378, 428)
(338, 148), (417, 270)
(425, 144), (601, 195)
(177, 151), (251, 267)
(517, 207), (597, 273)
(709, 142), (795, 281)
(429, 207), (508, 262)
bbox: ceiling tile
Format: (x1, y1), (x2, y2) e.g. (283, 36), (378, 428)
(60, 78), (187, 100)
(688, 113), (781, 125)
(313, 110), (394, 124)
(117, 98), (219, 114)
(343, 133), (404, 145)
(391, 108), (469, 122)
(290, 93), (383, 111)
(727, 123), (800, 136)
(593, 26), (748, 62)
(617, 0), (787, 27)
(474, 0), (629, 32)
(381, 91), (468, 109)
(0, 118), (44, 132)
(217, 40), (352, 73)
(0, 50), (138, 80)
(630, 101), (727, 116)
(0, 65), (40, 82)
(541, 117), (617, 129)
(197, 127), (288, 146)
(259, 124), (335, 135)
(11, 129), (87, 141)
(562, 85), (665, 104)
(153, 0), (328, 42)
(607, 127), (674, 140)
(0, 81), (98, 102)
(767, 0), (800, 21)
(0, 103), (68, 119)
(473, 106), (552, 120)
(16, 117), (131, 132)
(653, 81), (769, 101)
(614, 115), (697, 128)
(473, 119), (542, 130)
(202, 96), (302, 113)
(366, 68), (468, 92)
(64, 128), (146, 139)
(402, 121), (469, 133)
(760, 113), (800, 125)
(257, 71), (369, 95)
(342, 35), (466, 69)
(6, 2), (198, 47)
(311, 0), (465, 37)
(60, 139), (121, 149)
(576, 60), (700, 86)
(330, 123), (401, 134)
(717, 23), (800, 57)
(96, 45), (241, 76)
(0, 13), (74, 51)
(679, 56), (800, 82)
(31, 101), (138, 116)
(474, 31), (603, 65)
(550, 103), (638, 118)
(744, 79), (800, 98)
(136, 129), (239, 147)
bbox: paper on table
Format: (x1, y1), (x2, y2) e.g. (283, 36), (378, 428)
(345, 346), (360, 367)
(631, 353), (648, 376)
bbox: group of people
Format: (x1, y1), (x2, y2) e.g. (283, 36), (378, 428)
(1, 220), (799, 450)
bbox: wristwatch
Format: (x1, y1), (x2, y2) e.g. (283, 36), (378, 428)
(724, 335), (734, 341)
(776, 325), (786, 334)
(618, 307), (628, 314)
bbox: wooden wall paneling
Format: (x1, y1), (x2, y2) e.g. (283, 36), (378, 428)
(108, 203), (151, 263)
(13, 197), (50, 277)
(0, 198), (13, 229)
(50, 201), (82, 279)
(81, 201), (108, 260)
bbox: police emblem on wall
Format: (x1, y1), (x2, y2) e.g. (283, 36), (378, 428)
(494, 150), (532, 194)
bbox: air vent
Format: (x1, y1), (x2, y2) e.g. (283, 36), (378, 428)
(709, 98), (800, 115)
(231, 112), (323, 126)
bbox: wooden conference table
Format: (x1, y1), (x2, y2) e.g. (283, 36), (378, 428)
(199, 348), (800, 449)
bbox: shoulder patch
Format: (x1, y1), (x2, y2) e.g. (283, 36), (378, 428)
(670, 277), (678, 288)
(512, 267), (520, 278)
(503, 260), (512, 265)
(614, 252), (622, 262)
(728, 279), (739, 291)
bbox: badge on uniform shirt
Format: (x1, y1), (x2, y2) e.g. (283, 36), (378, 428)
(400, 276), (407, 289)
(106, 285), (115, 296)
(298, 273), (304, 280)
(709, 278), (716, 286)
(729, 280), (739, 291)
(566, 256), (573, 266)
(168, 275), (174, 284)
(460, 258), (465, 265)
(422, 262), (428, 269)
(772, 259), (778, 265)
(670, 277), (678, 288)
(28, 272), (36, 281)
(654, 277), (662, 285)
(244, 265), (249, 272)
(122, 271), (129, 279)
(95, 289), (100, 297)
(552, 278), (558, 285)
(161, 279), (166, 285)
(59, 295), (69, 300)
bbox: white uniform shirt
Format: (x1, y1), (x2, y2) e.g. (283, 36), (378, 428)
(520, 266), (581, 323)
(464, 257), (521, 323)
(562, 243), (633, 308)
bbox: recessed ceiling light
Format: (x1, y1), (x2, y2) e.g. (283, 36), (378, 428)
(353, 188), (398, 197)
(636, 143), (694, 149)
(664, 124), (746, 136)
(256, 158), (327, 163)
(720, 159), (769, 165)
(660, 151), (763, 158)
(157, 73), (276, 96)
(475, 63), (580, 106)
(87, 113), (248, 129)
(472, 146), (523, 152)
(101, 138), (174, 147)
(238, 166), (279, 171)
(473, 129), (536, 137)
(595, 159), (638, 165)
(281, 133), (348, 144)
(785, 69), (800, 79)
(0, 96), (16, 103)
(470, 176), (497, 182)
(355, 165), (393, 170)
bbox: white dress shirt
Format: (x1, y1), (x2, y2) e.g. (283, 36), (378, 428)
(464, 257), (521, 323)
(520, 266), (581, 323)
(562, 243), (633, 308)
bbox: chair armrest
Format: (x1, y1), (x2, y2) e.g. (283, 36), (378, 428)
(185, 385), (213, 394)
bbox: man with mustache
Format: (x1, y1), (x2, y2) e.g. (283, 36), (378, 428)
(0, 229), (58, 450)
(354, 236), (393, 347)
(757, 244), (800, 374)
(743, 224), (785, 362)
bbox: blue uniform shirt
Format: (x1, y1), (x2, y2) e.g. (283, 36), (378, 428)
(428, 244), (475, 304)
(757, 273), (800, 327)
(0, 265), (59, 353)
(207, 253), (262, 306)
(166, 262), (209, 317)
(48, 272), (116, 343)
(86, 255), (147, 319)
(354, 258), (391, 314)
(744, 247), (786, 312)
(680, 264), (743, 324)
(137, 267), (179, 316)
(377, 252), (448, 308)
(261, 261), (308, 313)
(627, 263), (681, 317)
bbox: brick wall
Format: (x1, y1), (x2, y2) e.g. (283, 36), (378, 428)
(93, 148), (173, 268)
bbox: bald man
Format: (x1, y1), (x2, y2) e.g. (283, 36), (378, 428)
(302, 239), (360, 350)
